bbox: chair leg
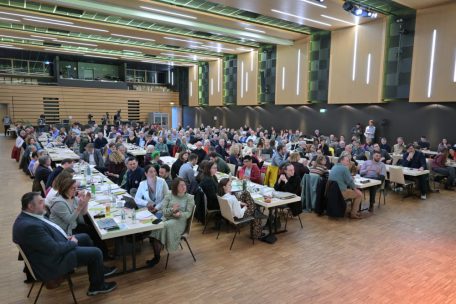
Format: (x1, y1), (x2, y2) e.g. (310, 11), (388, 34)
(179, 243), (184, 250)
(284, 210), (289, 231)
(165, 252), (170, 270)
(202, 213), (209, 234)
(34, 282), (44, 304)
(229, 228), (238, 250)
(183, 237), (196, 262)
(297, 214), (303, 229)
(67, 277), (78, 304)
(216, 221), (221, 239)
(27, 282), (35, 298)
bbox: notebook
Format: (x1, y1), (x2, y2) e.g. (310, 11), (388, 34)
(96, 218), (119, 231)
(273, 191), (296, 200)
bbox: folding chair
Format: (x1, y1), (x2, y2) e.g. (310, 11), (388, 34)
(16, 244), (77, 304)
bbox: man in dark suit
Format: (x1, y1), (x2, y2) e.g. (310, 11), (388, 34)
(82, 143), (105, 170)
(123, 157), (145, 194)
(215, 139), (229, 159)
(46, 158), (74, 188)
(13, 192), (117, 296)
(193, 141), (207, 165)
(402, 143), (428, 200)
(94, 132), (108, 150)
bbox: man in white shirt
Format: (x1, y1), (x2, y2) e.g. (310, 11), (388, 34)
(364, 120), (376, 143)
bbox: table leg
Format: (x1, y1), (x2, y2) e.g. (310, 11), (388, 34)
(122, 236), (127, 273)
(132, 234), (136, 271)
(260, 207), (277, 244)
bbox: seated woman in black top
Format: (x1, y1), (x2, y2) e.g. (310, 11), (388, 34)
(171, 151), (188, 179)
(274, 163), (302, 216)
(199, 161), (219, 210)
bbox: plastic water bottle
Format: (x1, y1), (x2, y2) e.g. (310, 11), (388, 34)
(120, 208), (126, 223)
(90, 182), (96, 195)
(132, 209), (137, 224)
(86, 165), (91, 177)
(107, 183), (112, 196)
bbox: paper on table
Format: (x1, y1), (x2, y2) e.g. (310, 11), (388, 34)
(136, 210), (154, 220)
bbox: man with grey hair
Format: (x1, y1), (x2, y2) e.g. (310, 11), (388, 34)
(328, 155), (363, 219)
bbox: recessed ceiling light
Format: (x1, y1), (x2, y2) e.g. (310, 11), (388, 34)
(299, 0), (327, 9)
(139, 6), (197, 20)
(245, 27), (266, 34)
(0, 34), (43, 41)
(30, 35), (58, 40)
(321, 14), (355, 25)
(160, 52), (198, 59)
(54, 40), (98, 47)
(192, 45), (235, 52)
(44, 48), (87, 55)
(236, 47), (253, 52)
(271, 9), (331, 27)
(111, 33), (155, 42)
(0, 16), (20, 22)
(164, 36), (203, 44)
(0, 11), (73, 24)
(23, 18), (109, 32)
(84, 54), (118, 60)
(0, 43), (23, 49)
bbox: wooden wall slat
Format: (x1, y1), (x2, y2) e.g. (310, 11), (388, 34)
(0, 85), (179, 125)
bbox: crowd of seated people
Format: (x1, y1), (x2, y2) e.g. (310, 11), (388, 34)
(7, 119), (456, 295)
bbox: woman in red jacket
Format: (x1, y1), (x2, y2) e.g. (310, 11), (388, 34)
(237, 155), (262, 184)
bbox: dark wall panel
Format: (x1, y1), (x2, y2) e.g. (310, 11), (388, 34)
(183, 103), (456, 148)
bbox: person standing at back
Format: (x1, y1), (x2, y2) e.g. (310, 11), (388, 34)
(364, 120), (376, 144)
(3, 114), (11, 136)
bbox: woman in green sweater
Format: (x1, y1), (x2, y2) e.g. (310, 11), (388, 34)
(147, 177), (195, 267)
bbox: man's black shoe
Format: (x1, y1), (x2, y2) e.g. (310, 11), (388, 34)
(87, 282), (117, 296)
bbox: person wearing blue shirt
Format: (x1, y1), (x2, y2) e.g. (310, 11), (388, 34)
(271, 144), (288, 167)
(402, 144), (428, 199)
(360, 151), (386, 211)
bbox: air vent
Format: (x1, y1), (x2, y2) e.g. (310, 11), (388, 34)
(43, 42), (62, 47)
(56, 6), (84, 16)
(238, 11), (260, 19)
(47, 28), (70, 35)
(193, 31), (212, 37)
(164, 44), (180, 49)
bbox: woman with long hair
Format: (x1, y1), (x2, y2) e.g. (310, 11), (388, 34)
(217, 178), (263, 239)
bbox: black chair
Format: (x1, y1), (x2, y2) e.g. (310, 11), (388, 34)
(16, 244), (77, 304)
(165, 205), (197, 269)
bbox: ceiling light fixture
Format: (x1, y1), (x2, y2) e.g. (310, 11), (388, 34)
(236, 47), (253, 52)
(30, 35), (58, 40)
(271, 9), (331, 26)
(111, 33), (155, 41)
(192, 45), (235, 52)
(23, 18), (109, 32)
(139, 6), (197, 20)
(0, 16), (20, 22)
(54, 40), (98, 47)
(299, 0), (327, 9)
(342, 1), (378, 18)
(84, 54), (118, 60)
(320, 14), (355, 25)
(164, 36), (203, 44)
(0, 11), (74, 24)
(0, 43), (23, 49)
(0, 34), (43, 41)
(44, 48), (87, 55)
(245, 27), (266, 34)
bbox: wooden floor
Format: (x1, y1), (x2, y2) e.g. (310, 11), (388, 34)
(1, 136), (456, 304)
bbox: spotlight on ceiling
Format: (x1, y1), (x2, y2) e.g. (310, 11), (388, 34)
(342, 1), (378, 19)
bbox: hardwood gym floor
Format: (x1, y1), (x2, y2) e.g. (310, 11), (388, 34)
(1, 136), (456, 304)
